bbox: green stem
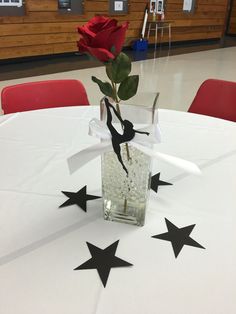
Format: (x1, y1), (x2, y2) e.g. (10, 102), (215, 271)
(107, 63), (131, 213)
(112, 81), (131, 163)
(124, 198), (127, 214)
(125, 143), (130, 161)
(110, 81), (121, 115)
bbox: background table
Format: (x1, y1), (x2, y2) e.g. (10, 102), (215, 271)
(0, 106), (235, 314)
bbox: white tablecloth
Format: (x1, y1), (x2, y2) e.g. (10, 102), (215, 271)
(0, 106), (235, 314)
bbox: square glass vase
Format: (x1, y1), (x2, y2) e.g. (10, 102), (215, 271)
(100, 93), (159, 226)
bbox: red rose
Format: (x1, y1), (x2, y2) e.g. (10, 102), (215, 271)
(77, 16), (129, 62)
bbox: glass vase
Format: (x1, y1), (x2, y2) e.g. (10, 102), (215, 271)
(100, 93), (159, 226)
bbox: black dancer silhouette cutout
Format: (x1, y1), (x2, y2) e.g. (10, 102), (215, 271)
(105, 97), (149, 175)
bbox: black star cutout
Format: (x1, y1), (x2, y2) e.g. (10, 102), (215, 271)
(59, 185), (101, 212)
(74, 240), (133, 287)
(151, 172), (172, 193)
(152, 218), (205, 258)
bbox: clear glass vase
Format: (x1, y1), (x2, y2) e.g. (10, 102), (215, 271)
(100, 93), (159, 226)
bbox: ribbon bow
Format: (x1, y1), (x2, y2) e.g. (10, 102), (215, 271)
(67, 111), (200, 176)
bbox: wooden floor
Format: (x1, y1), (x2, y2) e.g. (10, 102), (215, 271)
(0, 36), (236, 82)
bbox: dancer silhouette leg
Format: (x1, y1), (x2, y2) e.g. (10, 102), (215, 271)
(112, 141), (128, 175)
(105, 100), (129, 175)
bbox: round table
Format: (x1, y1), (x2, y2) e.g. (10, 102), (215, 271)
(0, 106), (235, 314)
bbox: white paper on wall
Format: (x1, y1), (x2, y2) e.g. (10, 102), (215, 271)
(114, 1), (123, 11)
(0, 0), (22, 7)
(150, 0), (157, 13)
(183, 0), (192, 11)
(157, 0), (164, 13)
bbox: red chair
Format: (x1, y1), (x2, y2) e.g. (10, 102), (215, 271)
(188, 79), (236, 122)
(1, 79), (90, 114)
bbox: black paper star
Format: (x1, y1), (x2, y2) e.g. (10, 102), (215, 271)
(151, 173), (172, 193)
(59, 186), (101, 212)
(152, 218), (205, 258)
(74, 240), (133, 287)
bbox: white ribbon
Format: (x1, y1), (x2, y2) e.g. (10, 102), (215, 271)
(67, 118), (201, 175)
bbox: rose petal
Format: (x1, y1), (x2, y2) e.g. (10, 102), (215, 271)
(108, 22), (129, 55)
(77, 25), (96, 40)
(92, 26), (117, 49)
(86, 46), (115, 62)
(76, 17), (128, 61)
(88, 16), (117, 33)
(100, 18), (117, 31)
(77, 38), (89, 52)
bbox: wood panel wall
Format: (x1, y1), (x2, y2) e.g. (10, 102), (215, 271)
(0, 0), (228, 60)
(228, 0), (236, 33)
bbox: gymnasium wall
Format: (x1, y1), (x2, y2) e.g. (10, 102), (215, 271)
(0, 0), (228, 60)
